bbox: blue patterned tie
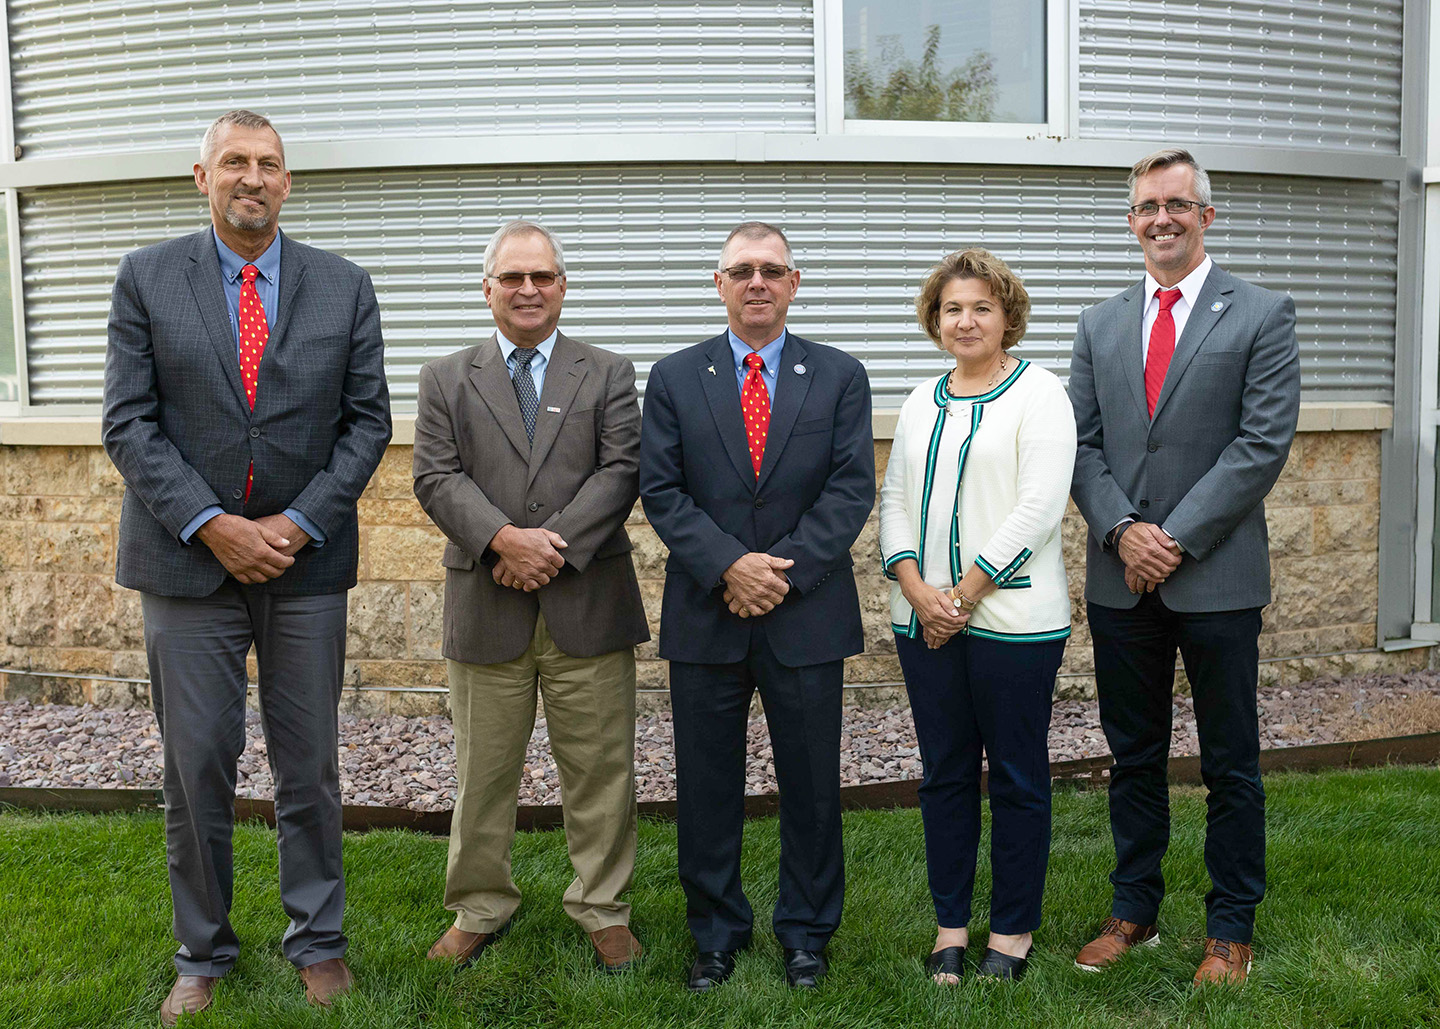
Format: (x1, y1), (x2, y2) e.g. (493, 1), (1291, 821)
(512, 346), (540, 443)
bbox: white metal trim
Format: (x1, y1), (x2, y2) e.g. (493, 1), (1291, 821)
(1414, 184), (1439, 623)
(1065, 0), (1081, 138)
(0, 134), (1409, 191)
(0, 0), (15, 159)
(813, 0), (838, 135)
(5, 189), (27, 411)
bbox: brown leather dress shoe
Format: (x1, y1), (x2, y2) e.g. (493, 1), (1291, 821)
(160, 975), (217, 1026)
(297, 957), (353, 1007)
(427, 921), (510, 968)
(1074, 917), (1160, 971)
(589, 925), (644, 973)
(1193, 938), (1252, 986)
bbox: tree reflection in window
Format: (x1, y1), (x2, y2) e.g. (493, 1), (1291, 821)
(845, 25), (996, 122)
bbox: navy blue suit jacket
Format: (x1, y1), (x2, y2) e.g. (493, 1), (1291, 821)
(640, 331), (874, 667)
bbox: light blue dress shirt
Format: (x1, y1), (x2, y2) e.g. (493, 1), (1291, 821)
(727, 329), (785, 400)
(496, 328), (558, 397)
(180, 230), (325, 548)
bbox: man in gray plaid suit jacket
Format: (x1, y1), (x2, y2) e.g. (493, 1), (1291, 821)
(102, 110), (391, 1024)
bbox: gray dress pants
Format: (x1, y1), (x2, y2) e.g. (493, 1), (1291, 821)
(142, 581), (349, 976)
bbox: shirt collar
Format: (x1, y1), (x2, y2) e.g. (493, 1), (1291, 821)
(214, 228), (282, 285)
(496, 328), (559, 365)
(1145, 254), (1212, 310)
(728, 328), (786, 373)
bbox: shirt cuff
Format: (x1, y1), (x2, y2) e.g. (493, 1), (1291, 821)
(179, 506), (224, 545)
(284, 508), (326, 548)
(1159, 526), (1185, 554)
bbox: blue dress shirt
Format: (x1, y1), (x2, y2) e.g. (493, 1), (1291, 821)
(496, 328), (558, 397)
(180, 230), (325, 548)
(727, 329), (785, 400)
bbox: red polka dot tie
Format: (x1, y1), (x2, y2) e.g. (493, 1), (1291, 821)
(238, 263), (269, 501)
(741, 352), (770, 479)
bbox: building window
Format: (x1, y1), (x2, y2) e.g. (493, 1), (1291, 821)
(829, 0), (1052, 132)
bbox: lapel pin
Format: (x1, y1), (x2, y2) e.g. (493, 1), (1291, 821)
(546, 406), (561, 413)
(707, 365), (716, 376)
(1211, 301), (1224, 312)
(794, 363), (806, 375)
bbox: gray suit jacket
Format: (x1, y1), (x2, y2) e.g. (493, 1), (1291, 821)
(1069, 263), (1301, 611)
(412, 332), (649, 664)
(102, 229), (392, 598)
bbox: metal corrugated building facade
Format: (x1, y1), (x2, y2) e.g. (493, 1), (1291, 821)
(1, 0), (1412, 410)
(17, 165), (1398, 406)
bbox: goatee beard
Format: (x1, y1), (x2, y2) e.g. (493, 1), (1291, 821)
(224, 199), (269, 232)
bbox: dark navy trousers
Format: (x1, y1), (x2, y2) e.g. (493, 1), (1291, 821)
(1087, 593), (1266, 943)
(670, 639), (845, 952)
(895, 631), (1065, 934)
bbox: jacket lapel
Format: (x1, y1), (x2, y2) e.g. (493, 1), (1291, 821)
(756, 333), (811, 491)
(468, 335), (533, 461)
(1118, 279), (1148, 420)
(699, 333), (758, 490)
(526, 332), (587, 486)
(267, 230), (307, 357)
(184, 231), (249, 411)
(1152, 265), (1235, 421)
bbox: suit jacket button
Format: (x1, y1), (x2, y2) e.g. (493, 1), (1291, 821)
(528, 502), (540, 512)
(754, 498), (765, 509)
(1139, 499), (1149, 508)
(249, 427), (261, 438)
(232, 488), (243, 499)
(1147, 443), (1158, 452)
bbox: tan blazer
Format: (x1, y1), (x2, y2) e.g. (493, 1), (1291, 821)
(412, 331), (650, 664)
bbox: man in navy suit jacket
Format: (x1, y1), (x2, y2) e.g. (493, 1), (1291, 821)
(640, 222), (874, 991)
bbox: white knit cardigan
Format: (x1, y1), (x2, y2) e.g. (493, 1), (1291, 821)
(878, 360), (1077, 643)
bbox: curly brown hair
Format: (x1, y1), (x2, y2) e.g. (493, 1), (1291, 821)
(914, 248), (1030, 350)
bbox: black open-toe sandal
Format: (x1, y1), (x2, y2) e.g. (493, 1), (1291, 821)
(925, 946), (966, 982)
(975, 947), (1028, 981)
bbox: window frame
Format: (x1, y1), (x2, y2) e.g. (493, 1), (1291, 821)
(815, 0), (1071, 138)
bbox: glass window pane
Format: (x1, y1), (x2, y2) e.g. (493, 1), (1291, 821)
(843, 0), (1046, 123)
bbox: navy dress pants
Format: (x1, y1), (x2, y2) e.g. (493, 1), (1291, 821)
(670, 637), (845, 952)
(1087, 593), (1265, 943)
(895, 631), (1065, 934)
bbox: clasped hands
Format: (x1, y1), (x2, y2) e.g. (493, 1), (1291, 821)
(903, 581), (971, 650)
(721, 552), (794, 618)
(490, 524), (568, 591)
(1118, 521), (1182, 594)
(195, 513), (310, 584)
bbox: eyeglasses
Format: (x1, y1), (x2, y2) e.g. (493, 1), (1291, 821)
(489, 271), (561, 288)
(1128, 199), (1208, 217)
(720, 263), (792, 282)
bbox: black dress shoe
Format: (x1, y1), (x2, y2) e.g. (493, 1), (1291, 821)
(925, 945), (965, 982)
(783, 948), (827, 988)
(975, 947), (1028, 981)
(687, 950), (737, 992)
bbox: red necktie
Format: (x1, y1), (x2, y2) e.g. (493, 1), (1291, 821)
(741, 352), (770, 479)
(238, 263), (270, 500)
(1145, 288), (1182, 418)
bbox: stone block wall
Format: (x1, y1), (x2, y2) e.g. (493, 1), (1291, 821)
(0, 430), (1426, 714)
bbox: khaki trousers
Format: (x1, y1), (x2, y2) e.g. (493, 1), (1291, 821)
(444, 612), (637, 933)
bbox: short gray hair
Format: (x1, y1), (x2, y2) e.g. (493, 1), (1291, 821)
(717, 221), (795, 272)
(1128, 147), (1212, 208)
(200, 110), (284, 168)
(483, 220), (567, 277)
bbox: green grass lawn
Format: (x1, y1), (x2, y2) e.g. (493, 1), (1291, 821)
(3, 766), (1439, 1028)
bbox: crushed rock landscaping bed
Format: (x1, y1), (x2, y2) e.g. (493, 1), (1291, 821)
(3, 672), (1439, 813)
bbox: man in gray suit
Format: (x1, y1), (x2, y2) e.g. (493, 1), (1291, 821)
(103, 110), (391, 1023)
(1068, 148), (1300, 986)
(412, 220), (650, 973)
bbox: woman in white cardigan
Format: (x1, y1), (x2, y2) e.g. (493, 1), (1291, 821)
(879, 249), (1077, 983)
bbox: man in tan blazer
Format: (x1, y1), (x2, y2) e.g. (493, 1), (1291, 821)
(412, 220), (650, 972)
